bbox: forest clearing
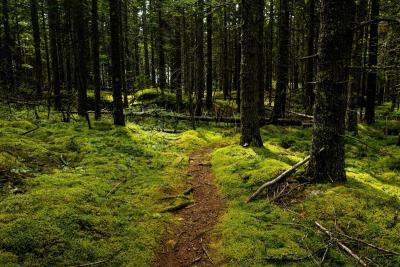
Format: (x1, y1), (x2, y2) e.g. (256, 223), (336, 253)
(1, 0), (400, 266)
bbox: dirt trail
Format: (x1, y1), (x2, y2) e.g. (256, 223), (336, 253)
(155, 147), (225, 267)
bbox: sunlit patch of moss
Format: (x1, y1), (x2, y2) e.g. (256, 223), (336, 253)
(211, 117), (400, 266)
(0, 107), (222, 266)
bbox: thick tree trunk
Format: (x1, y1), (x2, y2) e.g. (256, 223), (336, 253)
(195, 0), (205, 116)
(30, 0), (43, 97)
(234, 6), (241, 112)
(304, 0), (315, 115)
(206, 0), (213, 111)
(40, 3), (51, 89)
(257, 3), (265, 121)
(308, 0), (355, 183)
(365, 0), (380, 125)
(272, 0), (290, 122)
(222, 6), (229, 100)
(347, 0), (367, 134)
(72, 0), (89, 117)
(109, 0), (125, 125)
(47, 0), (61, 109)
(92, 0), (101, 120)
(240, 0), (264, 147)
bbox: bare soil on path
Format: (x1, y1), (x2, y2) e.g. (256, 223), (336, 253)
(154, 147), (225, 267)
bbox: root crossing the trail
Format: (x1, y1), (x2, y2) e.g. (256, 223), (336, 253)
(155, 147), (225, 267)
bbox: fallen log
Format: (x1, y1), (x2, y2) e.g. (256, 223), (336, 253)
(315, 222), (367, 267)
(127, 111), (306, 126)
(247, 154), (312, 203)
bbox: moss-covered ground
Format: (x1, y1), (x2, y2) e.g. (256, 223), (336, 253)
(1, 98), (399, 266)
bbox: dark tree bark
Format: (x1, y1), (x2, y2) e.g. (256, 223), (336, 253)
(257, 3), (265, 121)
(266, 1), (274, 105)
(72, 0), (89, 117)
(30, 0), (43, 97)
(2, 0), (14, 92)
(157, 0), (166, 92)
(272, 0), (290, 122)
(40, 2), (51, 89)
(308, 0), (355, 183)
(92, 0), (101, 119)
(304, 0), (316, 115)
(195, 0), (205, 116)
(347, 0), (367, 134)
(47, 0), (61, 109)
(120, 1), (128, 108)
(365, 0), (380, 124)
(110, 0), (125, 126)
(234, 6), (241, 111)
(397, 134), (400, 146)
(171, 15), (182, 110)
(205, 0), (213, 111)
(240, 0), (264, 147)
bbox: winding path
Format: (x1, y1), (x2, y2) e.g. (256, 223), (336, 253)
(155, 147), (225, 267)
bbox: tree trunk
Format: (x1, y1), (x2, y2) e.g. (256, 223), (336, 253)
(72, 0), (89, 117)
(195, 0), (205, 116)
(142, 0), (150, 82)
(266, 1), (274, 106)
(347, 0), (367, 134)
(272, 0), (290, 122)
(40, 2), (51, 89)
(304, 0), (315, 115)
(47, 0), (61, 109)
(30, 0), (43, 97)
(92, 0), (101, 120)
(240, 0), (264, 147)
(171, 15), (182, 110)
(109, 0), (125, 126)
(257, 2), (265, 121)
(157, 0), (166, 92)
(365, 0), (380, 125)
(222, 5), (229, 100)
(205, 0), (213, 111)
(2, 0), (15, 93)
(308, 0), (355, 183)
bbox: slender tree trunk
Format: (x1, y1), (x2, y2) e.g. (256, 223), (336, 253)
(157, 0), (166, 92)
(30, 0), (43, 97)
(195, 0), (205, 115)
(266, 1), (274, 106)
(257, 4), (265, 121)
(304, 0), (315, 115)
(92, 0), (101, 119)
(47, 0), (61, 109)
(272, 0), (290, 122)
(347, 0), (367, 134)
(222, 5), (229, 100)
(206, 0), (213, 111)
(234, 6), (241, 111)
(171, 15), (182, 110)
(142, 0), (150, 81)
(41, 3), (51, 89)
(365, 0), (380, 124)
(240, 0), (264, 147)
(2, 0), (14, 93)
(110, 0), (125, 125)
(308, 0), (355, 183)
(120, 1), (128, 108)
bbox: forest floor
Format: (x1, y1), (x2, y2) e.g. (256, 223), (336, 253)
(155, 147), (225, 266)
(1, 92), (400, 266)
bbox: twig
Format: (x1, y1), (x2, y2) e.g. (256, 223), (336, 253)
(106, 179), (127, 197)
(161, 201), (194, 213)
(315, 222), (367, 266)
(200, 238), (214, 265)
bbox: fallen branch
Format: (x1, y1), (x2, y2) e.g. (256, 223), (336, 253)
(20, 125), (39, 136)
(141, 127), (184, 134)
(247, 154), (313, 203)
(315, 222), (367, 267)
(68, 259), (109, 267)
(161, 201), (194, 213)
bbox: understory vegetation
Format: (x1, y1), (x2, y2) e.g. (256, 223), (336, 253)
(0, 96), (399, 266)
